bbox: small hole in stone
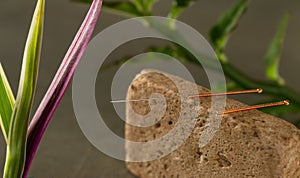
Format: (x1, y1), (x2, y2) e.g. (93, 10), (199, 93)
(168, 120), (173, 125)
(217, 154), (231, 167)
(164, 164), (168, 170)
(155, 122), (161, 128)
(253, 131), (259, 137)
(195, 151), (202, 159)
(131, 85), (137, 90)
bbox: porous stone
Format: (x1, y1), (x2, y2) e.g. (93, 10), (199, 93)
(125, 69), (300, 178)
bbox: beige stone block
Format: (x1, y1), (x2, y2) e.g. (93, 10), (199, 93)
(125, 69), (300, 178)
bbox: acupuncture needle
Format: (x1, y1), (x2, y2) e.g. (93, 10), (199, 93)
(110, 88), (263, 103)
(218, 100), (290, 115)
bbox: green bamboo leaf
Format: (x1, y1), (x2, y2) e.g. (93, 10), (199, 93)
(209, 0), (250, 62)
(72, 0), (92, 3)
(73, 0), (143, 17)
(132, 0), (158, 15)
(226, 82), (242, 91)
(260, 101), (298, 117)
(295, 119), (300, 129)
(103, 1), (144, 16)
(143, 0), (158, 11)
(174, 0), (194, 7)
(211, 82), (242, 93)
(264, 14), (289, 85)
(3, 0), (44, 177)
(0, 63), (15, 143)
(168, 0), (196, 18)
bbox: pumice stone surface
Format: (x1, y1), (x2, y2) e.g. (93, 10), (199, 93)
(125, 69), (300, 178)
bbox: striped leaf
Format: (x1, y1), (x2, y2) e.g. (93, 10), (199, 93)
(0, 63), (15, 142)
(23, 0), (103, 177)
(3, 0), (44, 177)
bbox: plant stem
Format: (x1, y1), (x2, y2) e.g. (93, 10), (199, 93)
(221, 62), (300, 108)
(23, 0), (103, 177)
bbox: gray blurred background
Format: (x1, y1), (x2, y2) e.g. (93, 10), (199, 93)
(0, 0), (299, 177)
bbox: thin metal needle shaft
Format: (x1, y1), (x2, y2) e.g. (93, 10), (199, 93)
(110, 98), (162, 103)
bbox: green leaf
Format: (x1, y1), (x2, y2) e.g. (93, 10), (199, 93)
(73, 0), (160, 16)
(259, 99), (298, 117)
(168, 0), (196, 18)
(264, 14), (289, 85)
(209, 0), (250, 62)
(0, 63), (15, 143)
(3, 0), (44, 177)
(226, 82), (242, 91)
(103, 1), (144, 17)
(72, 0), (92, 3)
(210, 82), (242, 93)
(149, 45), (179, 58)
(73, 0), (145, 17)
(295, 119), (300, 129)
(143, 0), (158, 11)
(132, 0), (157, 15)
